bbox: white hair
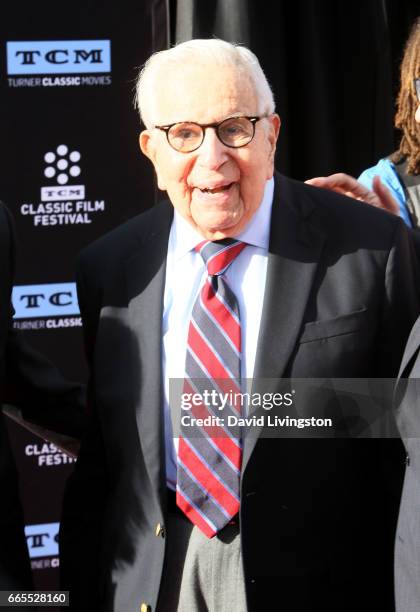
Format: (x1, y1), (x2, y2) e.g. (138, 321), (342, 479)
(134, 38), (275, 128)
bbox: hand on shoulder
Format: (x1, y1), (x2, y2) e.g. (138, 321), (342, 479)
(306, 173), (399, 216)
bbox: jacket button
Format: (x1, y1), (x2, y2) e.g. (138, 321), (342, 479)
(140, 603), (151, 612)
(155, 522), (165, 537)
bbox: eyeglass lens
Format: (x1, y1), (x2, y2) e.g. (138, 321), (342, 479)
(167, 117), (255, 152)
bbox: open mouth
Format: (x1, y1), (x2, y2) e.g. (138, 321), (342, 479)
(198, 183), (233, 194)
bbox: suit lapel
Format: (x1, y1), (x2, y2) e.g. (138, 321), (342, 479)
(398, 315), (420, 378)
(124, 201), (173, 512)
(242, 175), (326, 473)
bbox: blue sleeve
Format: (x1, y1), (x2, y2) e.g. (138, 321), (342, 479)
(358, 158), (412, 227)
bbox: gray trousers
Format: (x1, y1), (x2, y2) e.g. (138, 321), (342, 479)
(157, 512), (247, 612)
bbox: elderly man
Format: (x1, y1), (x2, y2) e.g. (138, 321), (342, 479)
(60, 40), (419, 612)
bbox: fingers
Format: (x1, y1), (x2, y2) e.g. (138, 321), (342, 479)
(307, 173), (400, 217)
(372, 176), (399, 216)
(306, 173), (358, 191)
(305, 177), (328, 186)
(306, 173), (376, 202)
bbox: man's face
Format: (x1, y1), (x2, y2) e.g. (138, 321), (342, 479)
(140, 62), (280, 239)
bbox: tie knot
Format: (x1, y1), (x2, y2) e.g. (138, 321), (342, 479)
(196, 239), (246, 276)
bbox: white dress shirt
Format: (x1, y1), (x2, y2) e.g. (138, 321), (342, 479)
(162, 178), (274, 489)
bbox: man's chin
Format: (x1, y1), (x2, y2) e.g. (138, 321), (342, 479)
(194, 221), (244, 241)
(191, 211), (246, 240)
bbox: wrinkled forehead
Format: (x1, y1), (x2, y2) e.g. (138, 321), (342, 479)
(150, 59), (258, 125)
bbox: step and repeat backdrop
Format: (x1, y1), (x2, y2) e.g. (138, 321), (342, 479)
(0, 1), (168, 590)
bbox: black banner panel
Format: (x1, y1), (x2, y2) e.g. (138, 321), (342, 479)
(0, 1), (168, 590)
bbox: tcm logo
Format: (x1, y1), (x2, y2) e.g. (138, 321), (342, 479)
(7, 40), (111, 75)
(12, 282), (80, 319)
(25, 523), (59, 559)
(41, 186), (85, 201)
(41, 144), (84, 201)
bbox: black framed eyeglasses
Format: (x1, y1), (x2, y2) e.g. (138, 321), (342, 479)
(415, 78), (420, 103)
(154, 115), (266, 153)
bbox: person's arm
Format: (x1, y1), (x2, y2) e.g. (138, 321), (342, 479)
(4, 330), (86, 439)
(59, 404), (107, 611)
(1, 200), (86, 439)
(59, 253), (107, 611)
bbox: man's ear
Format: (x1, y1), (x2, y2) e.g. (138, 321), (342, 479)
(139, 129), (156, 162)
(139, 130), (167, 190)
(266, 113), (281, 179)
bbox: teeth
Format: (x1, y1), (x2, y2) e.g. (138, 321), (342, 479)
(200, 184), (231, 193)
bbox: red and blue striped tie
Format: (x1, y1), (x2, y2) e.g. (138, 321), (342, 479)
(176, 238), (247, 538)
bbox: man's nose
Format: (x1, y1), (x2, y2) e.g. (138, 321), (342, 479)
(196, 127), (229, 169)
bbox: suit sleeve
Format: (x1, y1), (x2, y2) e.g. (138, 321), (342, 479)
(377, 218), (420, 377)
(0, 202), (34, 592)
(0, 201), (87, 439)
(375, 219), (420, 528)
(4, 331), (87, 438)
(59, 254), (107, 611)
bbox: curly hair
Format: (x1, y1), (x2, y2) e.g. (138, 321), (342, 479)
(391, 17), (420, 174)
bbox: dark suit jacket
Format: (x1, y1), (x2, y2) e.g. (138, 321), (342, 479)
(393, 317), (420, 612)
(60, 174), (420, 612)
(0, 202), (32, 592)
(0, 201), (86, 594)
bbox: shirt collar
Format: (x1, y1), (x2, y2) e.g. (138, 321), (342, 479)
(169, 177), (274, 262)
